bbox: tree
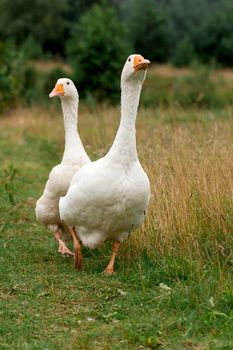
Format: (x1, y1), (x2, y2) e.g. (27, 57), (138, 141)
(67, 2), (131, 100)
(119, 0), (170, 62)
(193, 1), (233, 66)
(0, 0), (69, 55)
(172, 37), (196, 67)
(0, 42), (26, 111)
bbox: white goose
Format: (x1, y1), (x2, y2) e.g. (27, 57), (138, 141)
(35, 78), (90, 257)
(59, 55), (150, 273)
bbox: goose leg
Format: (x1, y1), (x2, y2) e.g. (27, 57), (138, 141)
(103, 240), (121, 274)
(68, 226), (83, 270)
(54, 231), (74, 256)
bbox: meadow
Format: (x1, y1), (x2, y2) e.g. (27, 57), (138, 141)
(0, 70), (233, 349)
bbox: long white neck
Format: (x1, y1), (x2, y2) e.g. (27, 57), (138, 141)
(60, 97), (86, 163)
(107, 81), (142, 164)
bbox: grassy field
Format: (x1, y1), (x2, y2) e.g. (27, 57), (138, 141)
(0, 104), (232, 349)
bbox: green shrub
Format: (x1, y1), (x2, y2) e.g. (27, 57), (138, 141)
(0, 0), (68, 56)
(172, 65), (219, 107)
(193, 2), (233, 66)
(23, 66), (38, 105)
(123, 0), (170, 63)
(67, 2), (131, 101)
(172, 37), (197, 67)
(24, 65), (70, 107)
(21, 36), (43, 60)
(0, 42), (26, 112)
(0, 41), (70, 112)
(141, 64), (233, 109)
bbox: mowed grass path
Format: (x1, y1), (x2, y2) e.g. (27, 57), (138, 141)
(0, 106), (232, 349)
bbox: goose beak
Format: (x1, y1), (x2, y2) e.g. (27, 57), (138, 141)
(49, 83), (65, 97)
(134, 55), (150, 71)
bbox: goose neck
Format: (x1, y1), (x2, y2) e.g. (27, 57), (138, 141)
(108, 81), (142, 163)
(61, 97), (80, 162)
(61, 98), (78, 134)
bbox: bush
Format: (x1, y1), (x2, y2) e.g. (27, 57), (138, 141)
(141, 63), (233, 109)
(123, 0), (170, 63)
(21, 36), (43, 60)
(0, 0), (68, 56)
(0, 42), (69, 112)
(0, 42), (26, 112)
(172, 65), (220, 108)
(193, 3), (233, 66)
(67, 2), (131, 101)
(172, 37), (196, 67)
(23, 66), (38, 105)
(23, 65), (70, 107)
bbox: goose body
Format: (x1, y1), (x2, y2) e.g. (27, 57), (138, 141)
(60, 55), (150, 271)
(35, 78), (90, 255)
(60, 155), (150, 249)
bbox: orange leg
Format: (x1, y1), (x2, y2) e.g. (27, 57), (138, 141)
(68, 226), (83, 270)
(103, 240), (121, 274)
(54, 231), (74, 256)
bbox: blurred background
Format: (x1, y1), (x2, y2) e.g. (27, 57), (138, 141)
(1, 0), (233, 110)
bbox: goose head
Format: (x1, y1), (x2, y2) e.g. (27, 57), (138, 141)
(121, 54), (150, 86)
(49, 78), (79, 100)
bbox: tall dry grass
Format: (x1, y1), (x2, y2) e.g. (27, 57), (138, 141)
(1, 105), (232, 265)
(136, 108), (233, 265)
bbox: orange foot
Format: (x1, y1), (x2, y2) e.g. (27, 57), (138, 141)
(103, 268), (115, 275)
(102, 240), (120, 275)
(58, 240), (74, 256)
(74, 249), (83, 270)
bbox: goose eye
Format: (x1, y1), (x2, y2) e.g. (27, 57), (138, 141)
(67, 82), (70, 85)
(128, 58), (131, 62)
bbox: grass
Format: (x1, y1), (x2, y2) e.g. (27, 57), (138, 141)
(0, 104), (232, 349)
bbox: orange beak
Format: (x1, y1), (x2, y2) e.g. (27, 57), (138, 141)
(134, 55), (150, 71)
(49, 83), (64, 98)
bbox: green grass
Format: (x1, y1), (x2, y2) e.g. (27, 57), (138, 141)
(0, 107), (232, 350)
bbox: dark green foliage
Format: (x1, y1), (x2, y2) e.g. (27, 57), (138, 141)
(193, 2), (233, 66)
(67, 2), (131, 101)
(172, 37), (196, 67)
(23, 66), (39, 105)
(164, 0), (233, 67)
(2, 0), (233, 110)
(1, 0), (233, 67)
(0, 40), (71, 111)
(66, 0), (103, 21)
(21, 36), (43, 60)
(160, 0), (212, 44)
(0, 42), (26, 111)
(24, 66), (71, 107)
(121, 0), (170, 62)
(141, 64), (233, 108)
(0, 0), (69, 55)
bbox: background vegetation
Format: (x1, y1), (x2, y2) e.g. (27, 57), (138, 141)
(1, 0), (233, 106)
